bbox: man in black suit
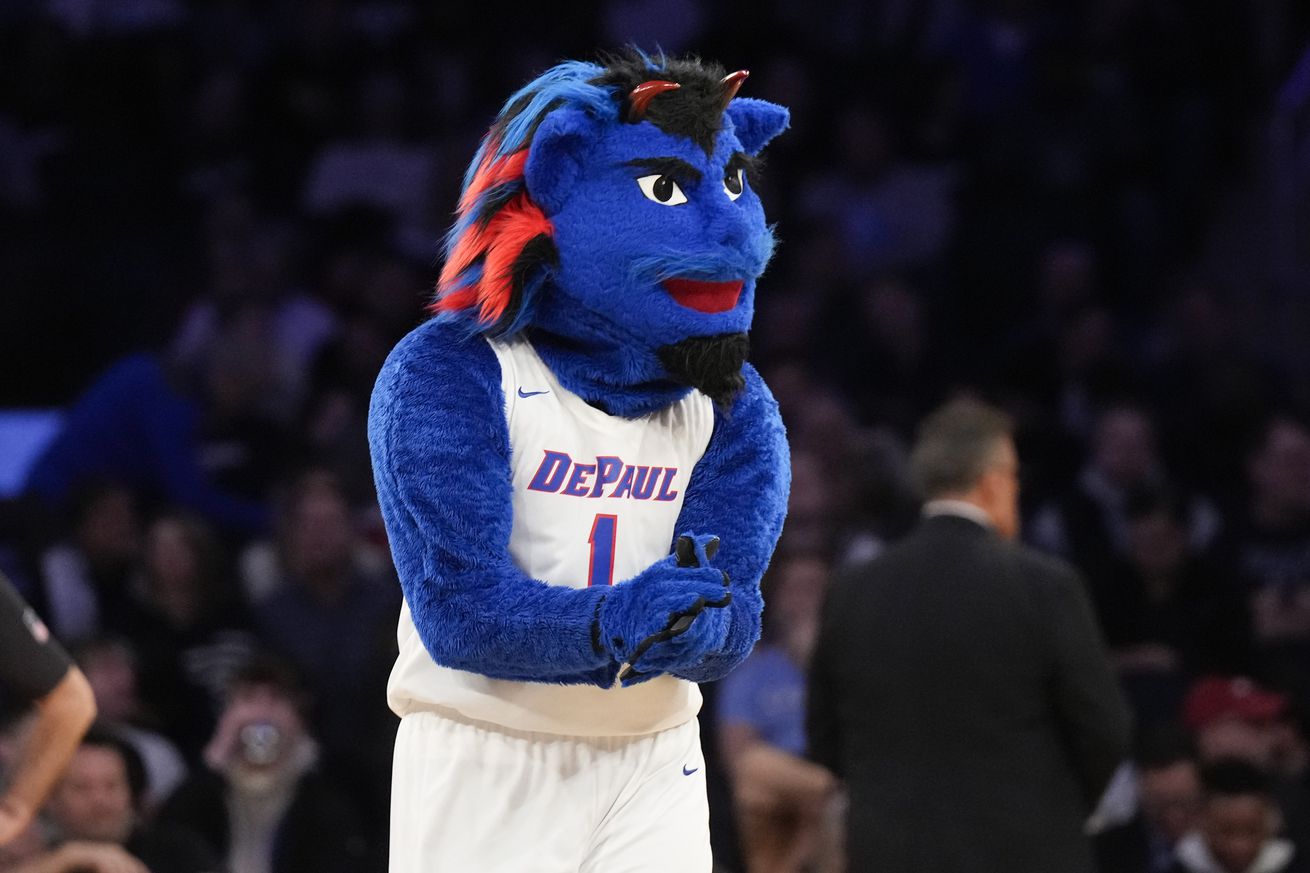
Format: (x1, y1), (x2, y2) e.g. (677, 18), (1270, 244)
(808, 397), (1132, 873)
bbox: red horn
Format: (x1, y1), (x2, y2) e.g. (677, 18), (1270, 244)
(721, 70), (749, 108)
(627, 80), (680, 122)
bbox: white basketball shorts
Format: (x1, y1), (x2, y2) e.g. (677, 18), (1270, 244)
(389, 710), (712, 872)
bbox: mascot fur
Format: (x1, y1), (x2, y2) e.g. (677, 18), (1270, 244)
(370, 50), (790, 871)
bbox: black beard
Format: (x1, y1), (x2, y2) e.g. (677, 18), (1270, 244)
(657, 333), (749, 406)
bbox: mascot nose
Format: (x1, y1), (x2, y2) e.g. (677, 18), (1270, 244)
(714, 211), (752, 252)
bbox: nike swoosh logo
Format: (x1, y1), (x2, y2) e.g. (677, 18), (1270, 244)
(682, 766), (699, 776)
(517, 388), (550, 398)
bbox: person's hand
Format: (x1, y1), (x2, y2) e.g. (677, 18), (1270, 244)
(203, 696), (254, 770)
(0, 796), (33, 847)
(51, 841), (149, 873)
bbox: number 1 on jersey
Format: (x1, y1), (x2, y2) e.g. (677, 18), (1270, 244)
(587, 514), (618, 586)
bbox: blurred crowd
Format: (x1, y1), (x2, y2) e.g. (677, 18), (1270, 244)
(1, 0), (1309, 871)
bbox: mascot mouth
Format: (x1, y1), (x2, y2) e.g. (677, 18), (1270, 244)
(662, 278), (744, 314)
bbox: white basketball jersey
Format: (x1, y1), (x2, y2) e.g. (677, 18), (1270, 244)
(387, 335), (716, 736)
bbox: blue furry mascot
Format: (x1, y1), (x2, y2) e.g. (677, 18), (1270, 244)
(369, 51), (789, 872)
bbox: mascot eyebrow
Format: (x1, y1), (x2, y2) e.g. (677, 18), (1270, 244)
(625, 157), (703, 184)
(431, 51), (760, 339)
(624, 152), (763, 185)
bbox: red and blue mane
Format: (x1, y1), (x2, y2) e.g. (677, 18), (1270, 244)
(433, 61), (617, 336)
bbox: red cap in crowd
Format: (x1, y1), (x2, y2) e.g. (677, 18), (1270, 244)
(1183, 676), (1288, 732)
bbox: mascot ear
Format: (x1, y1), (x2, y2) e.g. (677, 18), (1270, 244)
(725, 98), (790, 156)
(524, 109), (601, 216)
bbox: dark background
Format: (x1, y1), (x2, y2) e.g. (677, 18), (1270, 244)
(1, 1), (1309, 871)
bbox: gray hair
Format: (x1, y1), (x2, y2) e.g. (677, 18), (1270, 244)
(910, 398), (1014, 498)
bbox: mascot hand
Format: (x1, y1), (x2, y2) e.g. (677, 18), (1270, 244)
(595, 534), (731, 686)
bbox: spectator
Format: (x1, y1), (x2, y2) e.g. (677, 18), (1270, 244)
(170, 219), (338, 425)
(297, 307), (393, 505)
(992, 242), (1131, 443)
(35, 483), (141, 643)
(1269, 706), (1309, 787)
(1096, 730), (1204, 873)
(1096, 492), (1252, 724)
(1268, 705), (1310, 858)
(796, 105), (956, 275)
(1168, 759), (1306, 873)
(21, 331), (276, 537)
(42, 728), (215, 873)
(718, 553), (840, 873)
(302, 69), (437, 247)
(1147, 285), (1275, 503)
(1029, 403), (1222, 589)
(829, 276), (946, 434)
(73, 637), (188, 812)
(156, 656), (371, 873)
(1183, 677), (1310, 855)
(776, 395), (910, 566)
(809, 397), (1132, 872)
(1223, 416), (1310, 707)
(1184, 676), (1288, 770)
(249, 471), (396, 757)
(117, 513), (257, 759)
(780, 450), (839, 557)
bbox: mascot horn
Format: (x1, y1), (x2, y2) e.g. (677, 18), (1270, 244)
(370, 50), (790, 872)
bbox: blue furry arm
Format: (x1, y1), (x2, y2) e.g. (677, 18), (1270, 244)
(368, 320), (612, 684)
(669, 364), (789, 683)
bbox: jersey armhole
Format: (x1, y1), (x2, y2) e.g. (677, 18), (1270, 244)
(691, 392), (717, 465)
(487, 337), (518, 433)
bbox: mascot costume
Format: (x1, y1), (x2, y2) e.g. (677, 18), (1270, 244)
(368, 51), (790, 872)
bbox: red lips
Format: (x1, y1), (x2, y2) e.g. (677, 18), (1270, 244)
(661, 279), (744, 313)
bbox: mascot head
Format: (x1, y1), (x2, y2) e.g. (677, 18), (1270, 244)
(433, 50), (789, 411)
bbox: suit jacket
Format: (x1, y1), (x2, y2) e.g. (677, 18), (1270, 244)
(808, 513), (1132, 873)
(1094, 817), (1172, 873)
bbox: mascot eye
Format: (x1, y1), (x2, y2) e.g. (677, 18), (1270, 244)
(636, 174), (688, 206)
(723, 167), (745, 200)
